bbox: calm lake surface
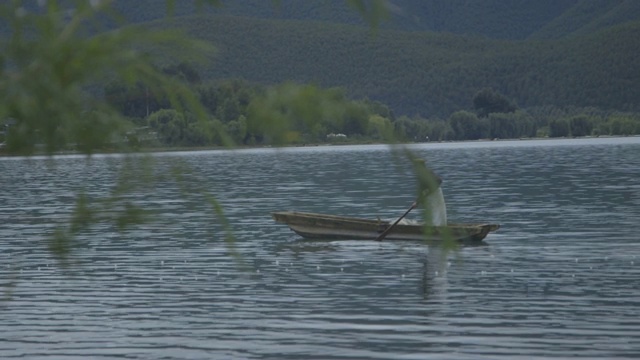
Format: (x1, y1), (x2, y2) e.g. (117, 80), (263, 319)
(1, 137), (639, 359)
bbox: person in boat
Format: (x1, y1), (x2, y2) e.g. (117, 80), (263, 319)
(411, 158), (447, 226)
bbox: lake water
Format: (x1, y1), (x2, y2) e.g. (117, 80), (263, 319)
(1, 137), (639, 359)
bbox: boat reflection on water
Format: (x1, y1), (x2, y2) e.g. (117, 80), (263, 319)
(420, 239), (493, 301)
(421, 247), (451, 302)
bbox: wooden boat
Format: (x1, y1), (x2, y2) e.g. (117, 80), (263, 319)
(272, 211), (500, 243)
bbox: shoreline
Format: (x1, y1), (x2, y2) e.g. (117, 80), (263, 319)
(1, 135), (638, 158)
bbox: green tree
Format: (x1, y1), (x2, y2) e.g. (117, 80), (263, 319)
(473, 88), (517, 118)
(568, 115), (593, 137)
(365, 99), (396, 121)
(595, 122), (610, 136)
(105, 81), (165, 119)
(426, 120), (452, 141)
(148, 109), (187, 145)
(549, 118), (570, 137)
(448, 110), (486, 140)
(488, 111), (536, 139)
(367, 114), (394, 140)
(393, 116), (429, 142)
(226, 115), (248, 144)
(217, 98), (242, 123)
(245, 82), (367, 144)
(608, 115), (639, 135)
(342, 102), (370, 136)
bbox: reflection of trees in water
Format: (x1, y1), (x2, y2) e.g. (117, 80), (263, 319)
(421, 247), (449, 301)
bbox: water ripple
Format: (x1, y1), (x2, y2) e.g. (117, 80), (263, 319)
(2, 138), (640, 359)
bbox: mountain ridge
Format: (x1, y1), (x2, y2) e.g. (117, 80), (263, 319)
(110, 0), (640, 40)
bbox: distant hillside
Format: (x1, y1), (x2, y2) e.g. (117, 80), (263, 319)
(15, 0), (640, 40)
(109, 0), (640, 40)
(8, 1), (639, 117)
(146, 14), (639, 117)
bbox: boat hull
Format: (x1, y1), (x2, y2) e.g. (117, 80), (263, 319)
(272, 211), (499, 242)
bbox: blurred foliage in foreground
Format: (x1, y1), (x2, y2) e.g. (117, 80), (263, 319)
(0, 0), (401, 269)
(0, 0), (219, 156)
(0, 0), (236, 266)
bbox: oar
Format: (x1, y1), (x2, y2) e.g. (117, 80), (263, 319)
(375, 201), (417, 241)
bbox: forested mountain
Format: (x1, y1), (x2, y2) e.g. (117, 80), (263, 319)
(143, 14), (639, 117)
(10, 1), (640, 118)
